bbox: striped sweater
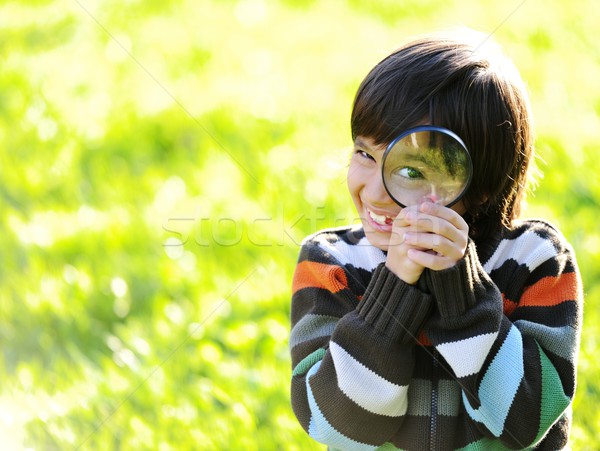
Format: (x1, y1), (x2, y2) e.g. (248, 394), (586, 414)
(290, 220), (582, 450)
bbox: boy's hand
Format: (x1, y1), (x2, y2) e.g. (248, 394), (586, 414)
(385, 202), (469, 285)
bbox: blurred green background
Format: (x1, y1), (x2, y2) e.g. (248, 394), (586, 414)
(1, 0), (598, 449)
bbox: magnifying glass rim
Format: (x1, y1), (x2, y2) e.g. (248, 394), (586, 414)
(381, 125), (473, 208)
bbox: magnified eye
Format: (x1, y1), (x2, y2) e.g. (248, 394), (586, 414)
(395, 166), (424, 179)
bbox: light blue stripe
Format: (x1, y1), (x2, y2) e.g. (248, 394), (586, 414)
(306, 361), (378, 450)
(463, 325), (524, 437)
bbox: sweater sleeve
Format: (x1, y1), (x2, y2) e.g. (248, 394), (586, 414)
(422, 222), (582, 449)
(290, 234), (433, 449)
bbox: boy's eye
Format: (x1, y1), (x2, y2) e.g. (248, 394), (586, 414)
(395, 166), (425, 179)
(355, 150), (375, 161)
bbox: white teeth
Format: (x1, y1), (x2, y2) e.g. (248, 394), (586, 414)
(368, 209), (391, 226)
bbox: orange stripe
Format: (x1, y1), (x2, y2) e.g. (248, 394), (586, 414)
(502, 293), (518, 316)
(292, 261), (349, 294)
(520, 272), (579, 308)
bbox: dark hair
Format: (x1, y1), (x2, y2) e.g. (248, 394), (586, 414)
(351, 30), (535, 243)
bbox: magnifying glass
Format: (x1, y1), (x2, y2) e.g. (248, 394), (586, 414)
(381, 125), (472, 208)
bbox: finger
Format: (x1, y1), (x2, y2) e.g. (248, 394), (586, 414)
(407, 248), (458, 271)
(393, 205), (421, 227)
(402, 213), (466, 247)
(419, 202), (469, 232)
(404, 232), (465, 260)
(393, 205), (469, 255)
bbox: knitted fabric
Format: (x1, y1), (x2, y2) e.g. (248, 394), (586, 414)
(290, 220), (582, 451)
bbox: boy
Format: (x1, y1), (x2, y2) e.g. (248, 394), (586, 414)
(290, 30), (582, 450)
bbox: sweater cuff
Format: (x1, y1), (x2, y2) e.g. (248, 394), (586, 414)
(423, 240), (480, 319)
(357, 263), (433, 344)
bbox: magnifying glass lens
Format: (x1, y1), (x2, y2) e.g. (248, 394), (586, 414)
(382, 126), (472, 208)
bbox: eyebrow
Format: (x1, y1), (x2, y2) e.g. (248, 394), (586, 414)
(395, 150), (450, 174)
(354, 137), (385, 152)
(401, 152), (433, 166)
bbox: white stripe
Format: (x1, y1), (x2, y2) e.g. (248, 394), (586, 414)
(330, 342), (408, 417)
(313, 234), (384, 272)
(483, 231), (558, 273)
(436, 332), (498, 378)
(306, 361), (378, 450)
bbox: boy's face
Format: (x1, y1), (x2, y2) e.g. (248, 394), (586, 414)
(348, 135), (466, 251)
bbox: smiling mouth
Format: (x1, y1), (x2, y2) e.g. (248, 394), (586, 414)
(368, 209), (394, 226)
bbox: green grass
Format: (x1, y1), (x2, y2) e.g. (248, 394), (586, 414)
(1, 0), (599, 449)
